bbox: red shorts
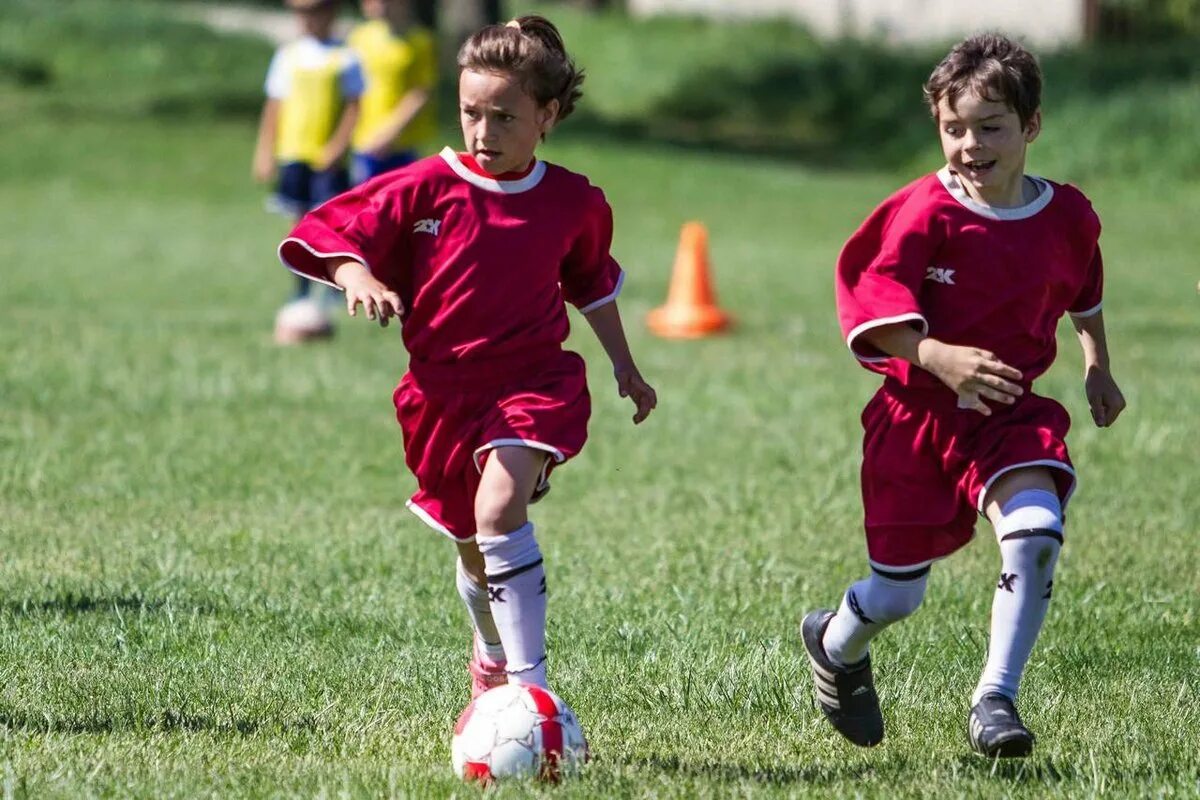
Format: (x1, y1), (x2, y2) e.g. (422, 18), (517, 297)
(861, 382), (1076, 571)
(394, 348), (591, 542)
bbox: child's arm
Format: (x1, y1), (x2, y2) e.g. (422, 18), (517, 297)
(583, 303), (657, 424)
(861, 323), (1024, 416)
(1071, 310), (1126, 427)
(252, 98), (280, 183)
(318, 99), (361, 171)
(361, 88), (431, 157)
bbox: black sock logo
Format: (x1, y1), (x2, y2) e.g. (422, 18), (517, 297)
(997, 573), (1018, 592)
(488, 586), (506, 603)
(1043, 580), (1053, 599)
(848, 590), (875, 625)
(538, 576), (546, 595)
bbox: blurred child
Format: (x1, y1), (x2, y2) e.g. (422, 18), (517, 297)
(803, 33), (1126, 757)
(252, 0), (364, 343)
(278, 16), (656, 697)
(348, 0), (437, 184)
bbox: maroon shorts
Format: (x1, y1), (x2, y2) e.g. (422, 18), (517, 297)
(861, 382), (1076, 571)
(394, 349), (591, 542)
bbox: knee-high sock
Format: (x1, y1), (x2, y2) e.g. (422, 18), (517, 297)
(973, 488), (1063, 705)
(455, 557), (505, 663)
(478, 522), (548, 687)
(822, 567), (929, 667)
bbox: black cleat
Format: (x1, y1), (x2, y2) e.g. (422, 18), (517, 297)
(968, 693), (1035, 758)
(801, 609), (884, 747)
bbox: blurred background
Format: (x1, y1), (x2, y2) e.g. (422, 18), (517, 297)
(3, 0), (1199, 178)
(1, 1), (1197, 796)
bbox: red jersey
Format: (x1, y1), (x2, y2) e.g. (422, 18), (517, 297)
(836, 167), (1103, 401)
(279, 147), (624, 370)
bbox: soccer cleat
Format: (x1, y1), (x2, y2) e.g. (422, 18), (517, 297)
(968, 693), (1035, 758)
(801, 609), (884, 747)
(469, 641), (508, 700)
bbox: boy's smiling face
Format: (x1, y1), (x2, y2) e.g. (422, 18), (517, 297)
(936, 91), (1041, 207)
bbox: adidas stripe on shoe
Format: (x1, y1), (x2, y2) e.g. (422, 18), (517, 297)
(968, 693), (1035, 758)
(801, 609), (884, 747)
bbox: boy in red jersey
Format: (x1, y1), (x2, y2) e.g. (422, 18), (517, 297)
(279, 16), (656, 698)
(803, 34), (1126, 757)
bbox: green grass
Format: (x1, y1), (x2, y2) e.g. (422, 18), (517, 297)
(2, 2), (1199, 798)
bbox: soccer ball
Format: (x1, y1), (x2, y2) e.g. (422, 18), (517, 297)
(451, 684), (589, 783)
(273, 297), (333, 344)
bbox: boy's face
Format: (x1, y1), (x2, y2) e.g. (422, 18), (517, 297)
(459, 70), (559, 175)
(295, 6), (337, 38)
(936, 91), (1041, 205)
(360, 0), (385, 19)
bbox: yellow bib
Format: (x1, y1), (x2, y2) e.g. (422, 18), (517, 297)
(349, 20), (437, 152)
(274, 40), (355, 165)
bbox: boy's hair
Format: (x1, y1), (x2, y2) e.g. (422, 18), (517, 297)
(923, 33), (1041, 127)
(457, 15), (584, 124)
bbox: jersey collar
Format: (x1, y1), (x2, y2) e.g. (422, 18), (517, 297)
(439, 147), (546, 194)
(937, 166), (1054, 221)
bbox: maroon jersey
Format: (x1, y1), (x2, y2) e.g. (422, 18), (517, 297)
(279, 147), (624, 370)
(836, 167), (1103, 401)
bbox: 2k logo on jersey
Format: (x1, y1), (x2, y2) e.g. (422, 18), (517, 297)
(925, 266), (956, 285)
(413, 218), (441, 236)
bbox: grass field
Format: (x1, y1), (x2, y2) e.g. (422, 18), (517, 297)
(2, 3), (1199, 798)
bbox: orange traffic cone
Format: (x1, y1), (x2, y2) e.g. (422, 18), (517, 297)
(647, 222), (731, 338)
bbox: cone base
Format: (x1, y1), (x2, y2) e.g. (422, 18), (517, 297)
(646, 303), (731, 339)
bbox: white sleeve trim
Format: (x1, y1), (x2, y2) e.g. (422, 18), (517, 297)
(846, 313), (928, 363)
(1069, 301), (1103, 319)
(576, 269), (625, 314)
(277, 237), (366, 290)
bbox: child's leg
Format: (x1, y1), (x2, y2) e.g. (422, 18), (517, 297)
(474, 446), (550, 688)
(455, 540), (505, 663)
(822, 566), (930, 667)
(974, 468), (1062, 704)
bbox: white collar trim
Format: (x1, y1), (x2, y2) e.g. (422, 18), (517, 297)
(937, 166), (1053, 221)
(439, 147), (546, 194)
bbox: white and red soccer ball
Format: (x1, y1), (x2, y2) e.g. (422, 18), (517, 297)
(273, 297), (333, 344)
(451, 684), (589, 783)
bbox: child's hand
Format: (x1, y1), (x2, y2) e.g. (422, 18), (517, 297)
(315, 145), (345, 173)
(1084, 365), (1126, 427)
(252, 152), (275, 184)
(332, 261), (403, 327)
(917, 339), (1023, 416)
(615, 365), (657, 425)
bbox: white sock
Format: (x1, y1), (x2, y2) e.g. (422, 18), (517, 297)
(822, 567), (929, 667)
(477, 522), (548, 687)
(455, 557), (505, 663)
(973, 489), (1063, 705)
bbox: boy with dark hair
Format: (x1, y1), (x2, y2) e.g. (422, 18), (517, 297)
(803, 33), (1126, 757)
(253, 0), (364, 343)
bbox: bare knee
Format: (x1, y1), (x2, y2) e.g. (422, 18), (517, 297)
(473, 447), (543, 538)
(474, 483), (528, 538)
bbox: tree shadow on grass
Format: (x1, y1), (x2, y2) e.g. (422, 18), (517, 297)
(619, 754), (898, 787)
(1, 591), (216, 618)
(0, 708), (322, 737)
